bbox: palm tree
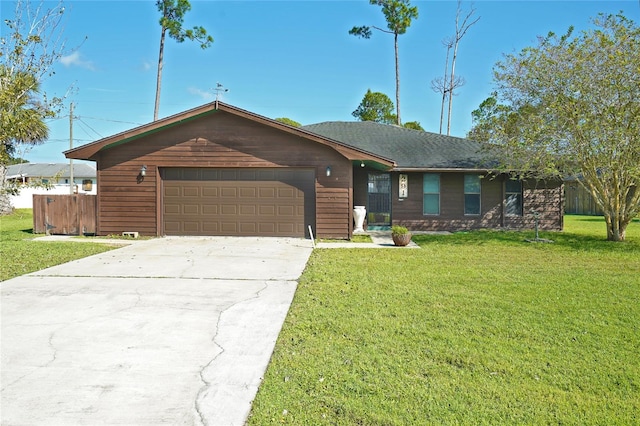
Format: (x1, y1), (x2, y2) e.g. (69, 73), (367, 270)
(1, 66), (50, 214)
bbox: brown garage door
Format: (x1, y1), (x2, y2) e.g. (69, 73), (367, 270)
(162, 168), (315, 237)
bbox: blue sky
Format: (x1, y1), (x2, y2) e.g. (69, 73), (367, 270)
(2, 0), (639, 164)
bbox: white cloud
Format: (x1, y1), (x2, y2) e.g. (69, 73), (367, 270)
(60, 51), (96, 71)
(188, 87), (214, 101)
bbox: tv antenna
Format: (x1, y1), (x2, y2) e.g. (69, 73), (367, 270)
(215, 82), (229, 102)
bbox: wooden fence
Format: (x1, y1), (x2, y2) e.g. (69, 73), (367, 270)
(33, 194), (97, 235)
(564, 183), (603, 215)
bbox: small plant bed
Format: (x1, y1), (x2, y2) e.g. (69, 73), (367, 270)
(319, 235), (373, 244)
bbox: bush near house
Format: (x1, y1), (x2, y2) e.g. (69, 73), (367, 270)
(249, 215), (640, 425)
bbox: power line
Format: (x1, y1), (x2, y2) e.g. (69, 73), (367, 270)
(77, 118), (104, 139)
(79, 116), (144, 126)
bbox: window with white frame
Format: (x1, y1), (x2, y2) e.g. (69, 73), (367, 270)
(464, 174), (481, 215)
(423, 173), (440, 215)
(506, 179), (523, 216)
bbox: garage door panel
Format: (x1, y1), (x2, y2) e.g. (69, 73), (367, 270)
(259, 187), (275, 198)
(203, 222), (219, 232)
(220, 204), (237, 215)
(240, 222), (257, 233)
(183, 204), (199, 215)
(278, 205), (295, 217)
(239, 205), (256, 216)
(183, 222), (200, 233)
(278, 188), (295, 198)
(162, 168), (315, 237)
(183, 187), (199, 197)
(202, 205), (219, 215)
(259, 205), (275, 215)
(165, 204), (180, 214)
(165, 187), (180, 197)
(239, 187), (256, 198)
(220, 222), (238, 233)
(259, 223), (276, 233)
(202, 187), (218, 197)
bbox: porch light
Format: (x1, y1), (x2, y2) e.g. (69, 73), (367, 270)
(140, 165), (147, 177)
(326, 166), (332, 177)
(360, 162), (365, 167)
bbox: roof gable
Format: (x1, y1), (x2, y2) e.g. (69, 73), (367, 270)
(64, 102), (394, 168)
(302, 121), (493, 170)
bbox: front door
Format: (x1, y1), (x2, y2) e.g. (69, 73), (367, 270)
(367, 173), (391, 226)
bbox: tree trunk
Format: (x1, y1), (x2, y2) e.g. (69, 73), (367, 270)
(604, 212), (627, 241)
(154, 27), (166, 122)
(394, 32), (401, 126)
(0, 164), (14, 216)
(439, 42), (452, 134)
(447, 36), (459, 136)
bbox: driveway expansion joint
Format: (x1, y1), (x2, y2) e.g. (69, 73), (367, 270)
(195, 280), (270, 425)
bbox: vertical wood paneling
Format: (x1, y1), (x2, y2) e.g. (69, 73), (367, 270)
(32, 194), (96, 235)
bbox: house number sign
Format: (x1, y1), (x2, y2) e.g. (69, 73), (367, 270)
(399, 174), (408, 198)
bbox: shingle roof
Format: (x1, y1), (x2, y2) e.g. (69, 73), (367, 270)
(302, 121), (492, 170)
(6, 163), (96, 179)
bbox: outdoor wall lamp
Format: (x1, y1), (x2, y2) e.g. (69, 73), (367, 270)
(326, 166), (332, 177)
(140, 165), (147, 177)
(360, 161), (365, 167)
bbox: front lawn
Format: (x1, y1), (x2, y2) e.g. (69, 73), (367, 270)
(249, 215), (640, 425)
(0, 209), (116, 281)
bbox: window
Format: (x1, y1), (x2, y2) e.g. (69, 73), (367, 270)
(423, 174), (440, 215)
(506, 179), (523, 216)
(464, 174), (481, 215)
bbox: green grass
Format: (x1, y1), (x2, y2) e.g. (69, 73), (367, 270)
(0, 209), (117, 281)
(249, 215), (640, 425)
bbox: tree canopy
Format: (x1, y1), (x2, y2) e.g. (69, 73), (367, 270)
(274, 117), (301, 127)
(468, 13), (640, 241)
(352, 90), (424, 130)
(352, 90), (397, 124)
(1, 0), (67, 161)
(1, 0), (68, 214)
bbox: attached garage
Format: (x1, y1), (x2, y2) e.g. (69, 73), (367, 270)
(64, 102), (394, 239)
(162, 168), (315, 237)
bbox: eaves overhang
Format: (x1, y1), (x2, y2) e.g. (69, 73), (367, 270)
(392, 167), (495, 173)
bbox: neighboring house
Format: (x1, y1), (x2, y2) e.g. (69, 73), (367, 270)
(64, 102), (563, 239)
(6, 163), (97, 208)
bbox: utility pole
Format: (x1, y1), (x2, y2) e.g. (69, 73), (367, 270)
(69, 102), (74, 195)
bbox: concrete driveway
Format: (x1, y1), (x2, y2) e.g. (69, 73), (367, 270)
(1, 236), (314, 425)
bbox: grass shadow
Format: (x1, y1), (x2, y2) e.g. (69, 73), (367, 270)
(413, 228), (640, 253)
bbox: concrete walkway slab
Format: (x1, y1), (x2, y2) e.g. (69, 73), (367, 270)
(1, 237), (313, 426)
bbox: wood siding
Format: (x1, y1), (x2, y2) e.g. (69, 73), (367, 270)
(95, 111), (352, 238)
